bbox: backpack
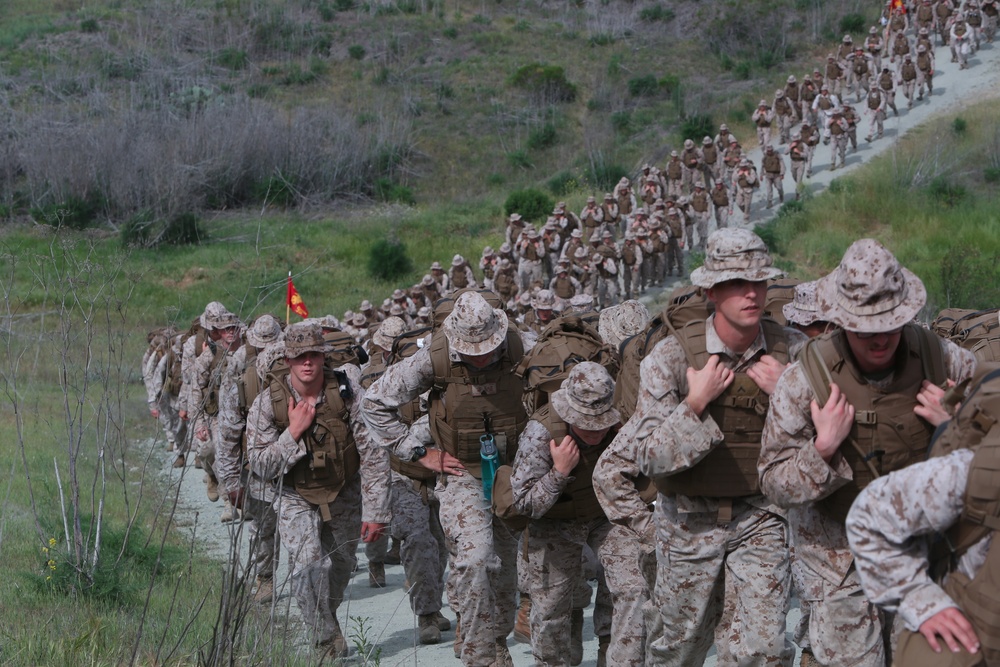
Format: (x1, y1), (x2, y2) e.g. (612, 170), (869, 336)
(613, 284), (713, 422)
(931, 308), (1000, 362)
(323, 330), (368, 368)
(431, 287), (506, 330)
(762, 278), (801, 328)
(514, 315), (620, 413)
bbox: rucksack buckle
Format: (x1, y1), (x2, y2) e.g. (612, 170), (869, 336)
(855, 410), (878, 425)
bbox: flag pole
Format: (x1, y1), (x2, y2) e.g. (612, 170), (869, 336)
(286, 271), (291, 325)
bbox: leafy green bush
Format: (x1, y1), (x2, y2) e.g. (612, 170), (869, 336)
(216, 47), (248, 70)
(334, 0), (355, 9)
(734, 61), (752, 80)
(507, 149), (533, 169)
(348, 44), (366, 60)
(31, 192), (105, 230)
(640, 4), (675, 22)
(161, 212), (205, 245)
(368, 238), (414, 280)
(928, 177), (967, 207)
(374, 178), (416, 205)
(611, 111), (632, 133)
(839, 13), (866, 35)
(680, 114), (714, 143)
(527, 123), (558, 150)
(547, 170), (577, 196)
(504, 188), (553, 222)
(79, 18), (100, 33)
(318, 1), (337, 20)
(443, 26), (459, 38)
(510, 63), (577, 103)
(586, 160), (628, 191)
(120, 212), (153, 248)
(253, 175), (298, 207)
(589, 33), (615, 46)
(627, 74), (659, 97)
(984, 167), (1000, 183)
(952, 117), (968, 134)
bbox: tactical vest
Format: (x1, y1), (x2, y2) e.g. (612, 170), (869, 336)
(790, 142), (807, 161)
(936, 3), (952, 19)
(785, 83), (800, 102)
(622, 244), (637, 266)
(202, 343), (229, 417)
(775, 96), (791, 115)
(932, 308), (1000, 363)
(237, 346), (261, 418)
(879, 71), (895, 90)
(866, 37), (881, 54)
(917, 4), (934, 22)
(268, 366), (360, 519)
(682, 149), (700, 169)
(653, 318), (791, 498)
(495, 270), (517, 298)
(451, 267), (469, 290)
(830, 119), (845, 136)
(666, 160), (682, 179)
(984, 2), (998, 18)
(891, 14), (906, 32)
(968, 10), (983, 27)
(617, 194), (633, 216)
(799, 325), (947, 523)
(552, 275), (575, 299)
(533, 404), (615, 523)
(762, 153), (782, 174)
(901, 62), (917, 81)
(893, 38), (910, 56)
(737, 170), (756, 189)
(428, 326), (527, 477)
(523, 243), (540, 262)
(724, 148), (742, 167)
(702, 145), (718, 165)
(817, 96), (834, 111)
(602, 203), (619, 223)
(755, 110), (771, 127)
(826, 62), (842, 79)
(690, 192), (709, 213)
(868, 90), (883, 110)
(711, 187), (729, 206)
(917, 53), (933, 72)
(854, 57), (869, 75)
(801, 85), (817, 103)
(954, 22), (968, 37)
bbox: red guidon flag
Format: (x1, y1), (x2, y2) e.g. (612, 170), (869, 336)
(287, 273), (309, 319)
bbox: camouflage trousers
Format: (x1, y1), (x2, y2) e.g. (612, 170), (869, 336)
(390, 473), (447, 615)
(154, 392), (186, 449)
(792, 524), (885, 667)
(647, 498), (794, 667)
(599, 524), (656, 667)
(246, 478), (280, 581)
(273, 476), (361, 646)
(524, 516), (613, 666)
(437, 471), (518, 667)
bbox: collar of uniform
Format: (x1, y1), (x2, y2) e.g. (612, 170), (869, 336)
(704, 313), (768, 368)
(283, 372), (327, 406)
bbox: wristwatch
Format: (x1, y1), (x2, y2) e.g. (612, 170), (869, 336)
(410, 446), (427, 462)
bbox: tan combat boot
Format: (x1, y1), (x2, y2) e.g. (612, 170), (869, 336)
(432, 610), (451, 631)
(368, 561), (385, 588)
(799, 649), (821, 667)
(251, 576), (273, 604)
(172, 454), (186, 468)
(418, 614), (442, 645)
(220, 498), (237, 523)
(206, 475), (220, 503)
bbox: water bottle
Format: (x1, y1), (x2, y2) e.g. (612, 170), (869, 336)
(480, 434), (500, 502)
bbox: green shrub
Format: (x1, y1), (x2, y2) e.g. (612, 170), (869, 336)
(952, 117), (968, 134)
(374, 66), (390, 84)
(611, 110), (632, 133)
(398, 0), (420, 13)
(121, 212), (153, 248)
(348, 44), (366, 60)
(509, 63), (577, 102)
(839, 13), (866, 35)
(660, 74), (680, 96)
(984, 167), (1000, 183)
(368, 238), (414, 281)
(79, 18), (100, 33)
(443, 26), (459, 38)
(472, 13), (491, 24)
(318, 1), (336, 20)
(504, 188), (553, 222)
(161, 212), (205, 246)
(680, 114), (714, 143)
(547, 170), (577, 196)
(639, 4), (675, 22)
(31, 192), (105, 230)
(928, 177), (967, 207)
(334, 0), (355, 9)
(527, 123), (558, 150)
(374, 178), (416, 205)
(216, 47), (248, 70)
(627, 74), (659, 97)
(734, 61), (752, 80)
(586, 160), (628, 191)
(514, 20), (531, 32)
(486, 173), (506, 186)
(589, 33), (615, 46)
(253, 175), (298, 207)
(507, 149), (533, 169)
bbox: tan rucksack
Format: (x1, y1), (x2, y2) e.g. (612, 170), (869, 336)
(762, 278), (801, 327)
(931, 308), (1000, 362)
(515, 314), (620, 413)
(613, 284), (713, 423)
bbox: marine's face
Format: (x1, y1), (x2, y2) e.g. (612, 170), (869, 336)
(845, 329), (903, 373)
(287, 351), (325, 384)
(708, 279), (766, 332)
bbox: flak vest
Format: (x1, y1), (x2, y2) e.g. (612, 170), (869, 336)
(786, 83), (800, 102)
(917, 53), (933, 73)
(602, 203), (619, 223)
(762, 153), (782, 174)
(775, 96), (792, 115)
(667, 160), (682, 179)
(682, 149), (700, 169)
(237, 345), (262, 419)
(268, 366), (361, 521)
(711, 187), (729, 206)
(617, 194), (633, 216)
(879, 71), (895, 90)
(790, 142), (807, 161)
(654, 318), (791, 498)
(622, 244), (637, 266)
(522, 243), (541, 262)
(799, 325), (947, 524)
(428, 327), (527, 478)
(755, 110), (772, 127)
(691, 192), (709, 213)
(202, 343), (229, 417)
(817, 96), (834, 111)
(702, 145), (718, 166)
(360, 360), (436, 483)
(868, 90), (883, 110)
(532, 404), (616, 523)
(968, 10), (983, 27)
(451, 267), (469, 290)
(854, 57), (870, 76)
(552, 275), (576, 299)
(902, 62), (918, 81)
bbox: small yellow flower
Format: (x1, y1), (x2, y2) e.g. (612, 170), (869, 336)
(48, 538), (57, 547)
(42, 546), (48, 554)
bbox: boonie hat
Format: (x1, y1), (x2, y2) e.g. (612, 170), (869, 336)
(690, 229), (784, 289)
(550, 362), (621, 431)
(598, 300), (650, 348)
(816, 238), (926, 333)
(247, 314), (284, 347)
(442, 292), (509, 356)
(372, 316), (406, 350)
(201, 301), (241, 331)
(782, 281), (823, 326)
(284, 322), (330, 359)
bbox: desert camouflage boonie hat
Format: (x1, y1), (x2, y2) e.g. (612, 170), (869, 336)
(782, 281), (824, 326)
(599, 300), (650, 348)
(372, 316), (406, 350)
(690, 229), (784, 289)
(568, 293), (594, 313)
(532, 289), (555, 311)
(550, 362), (621, 431)
(816, 238), (926, 333)
(352, 313), (367, 327)
(284, 322), (330, 359)
(319, 314), (340, 330)
(247, 314), (284, 347)
(201, 301), (241, 330)
(442, 292), (509, 356)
